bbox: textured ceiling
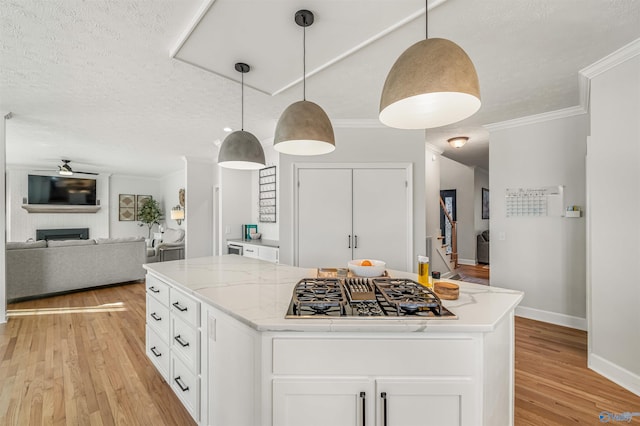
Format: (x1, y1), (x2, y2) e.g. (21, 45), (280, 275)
(1, 0), (639, 176)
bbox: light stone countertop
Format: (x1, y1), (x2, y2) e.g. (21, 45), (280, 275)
(143, 255), (523, 333)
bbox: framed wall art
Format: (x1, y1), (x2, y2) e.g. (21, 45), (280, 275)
(482, 188), (490, 220)
(136, 195), (151, 221)
(119, 194), (136, 221)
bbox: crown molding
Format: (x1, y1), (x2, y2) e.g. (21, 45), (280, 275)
(484, 105), (587, 132)
(579, 37), (640, 79)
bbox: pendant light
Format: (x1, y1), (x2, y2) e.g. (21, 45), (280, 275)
(274, 10), (335, 156)
(379, 1), (481, 129)
(218, 63), (266, 170)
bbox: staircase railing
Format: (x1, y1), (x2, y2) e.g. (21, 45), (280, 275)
(439, 197), (458, 269)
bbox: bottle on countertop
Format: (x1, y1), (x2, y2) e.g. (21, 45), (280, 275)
(417, 255), (432, 289)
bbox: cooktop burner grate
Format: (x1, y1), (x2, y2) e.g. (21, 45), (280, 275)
(286, 277), (456, 319)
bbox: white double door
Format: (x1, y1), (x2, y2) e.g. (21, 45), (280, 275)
(297, 166), (411, 271)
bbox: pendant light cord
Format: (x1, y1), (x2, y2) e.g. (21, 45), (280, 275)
(241, 70), (244, 131)
(425, 0), (428, 39)
(303, 20), (306, 101)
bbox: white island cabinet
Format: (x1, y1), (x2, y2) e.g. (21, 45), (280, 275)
(144, 256), (523, 426)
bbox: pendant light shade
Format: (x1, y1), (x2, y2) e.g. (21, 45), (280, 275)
(379, 2), (481, 130)
(218, 62), (266, 170)
(274, 10), (335, 156)
(274, 100), (335, 155)
(218, 130), (266, 169)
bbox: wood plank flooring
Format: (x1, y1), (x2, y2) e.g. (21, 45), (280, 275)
(0, 283), (195, 426)
(1, 282), (639, 425)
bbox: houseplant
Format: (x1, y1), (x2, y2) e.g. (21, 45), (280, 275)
(138, 198), (162, 239)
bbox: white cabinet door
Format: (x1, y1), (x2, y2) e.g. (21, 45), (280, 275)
(352, 168), (409, 271)
(376, 379), (476, 426)
(259, 246), (279, 263)
(273, 379), (373, 426)
(298, 168), (353, 268)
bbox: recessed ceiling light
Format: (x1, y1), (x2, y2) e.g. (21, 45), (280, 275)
(223, 127), (232, 132)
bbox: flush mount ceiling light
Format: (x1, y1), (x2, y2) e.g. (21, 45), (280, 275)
(379, 0), (481, 129)
(448, 136), (469, 148)
(218, 63), (266, 170)
(273, 9), (335, 156)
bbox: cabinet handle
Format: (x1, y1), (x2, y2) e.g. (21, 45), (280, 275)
(150, 312), (162, 321)
(348, 235), (351, 249)
(172, 302), (188, 312)
(174, 335), (190, 347)
(354, 235), (358, 249)
(360, 392), (366, 426)
(149, 286), (160, 293)
(150, 346), (161, 357)
(174, 376), (189, 392)
(381, 392), (388, 426)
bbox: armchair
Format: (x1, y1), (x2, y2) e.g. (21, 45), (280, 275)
(146, 228), (185, 263)
(477, 230), (490, 264)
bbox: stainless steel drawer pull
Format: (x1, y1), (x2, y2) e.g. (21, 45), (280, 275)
(149, 286), (160, 293)
(174, 376), (189, 392)
(381, 392), (388, 426)
(150, 346), (161, 357)
(174, 335), (190, 347)
(150, 312), (162, 321)
(172, 302), (187, 312)
(360, 392), (366, 426)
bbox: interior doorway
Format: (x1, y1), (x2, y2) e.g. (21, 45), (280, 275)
(439, 189), (456, 254)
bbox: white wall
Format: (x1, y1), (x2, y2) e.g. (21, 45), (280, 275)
(588, 51), (640, 395)
(220, 167), (253, 248)
(278, 127), (426, 271)
(424, 147), (448, 275)
(184, 158), (214, 258)
(1, 114), (7, 323)
(440, 156), (476, 264)
(109, 175), (163, 239)
(6, 168), (110, 241)
(474, 168), (489, 236)
(490, 113), (588, 329)
(161, 169), (186, 233)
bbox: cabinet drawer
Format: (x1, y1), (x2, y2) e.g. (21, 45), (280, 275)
(273, 337), (476, 376)
(171, 315), (200, 373)
(171, 354), (200, 422)
(147, 295), (170, 338)
(170, 287), (200, 327)
(146, 274), (170, 306)
(146, 326), (170, 380)
(243, 245), (259, 258)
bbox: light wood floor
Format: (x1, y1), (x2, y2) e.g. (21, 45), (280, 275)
(2, 282), (639, 425)
(453, 263), (490, 285)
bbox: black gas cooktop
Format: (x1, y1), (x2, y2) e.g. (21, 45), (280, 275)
(285, 277), (456, 319)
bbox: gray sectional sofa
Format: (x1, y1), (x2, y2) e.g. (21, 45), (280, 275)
(6, 237), (147, 302)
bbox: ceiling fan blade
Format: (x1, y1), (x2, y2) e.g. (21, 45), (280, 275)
(74, 171), (99, 176)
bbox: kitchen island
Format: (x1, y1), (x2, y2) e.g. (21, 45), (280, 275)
(144, 255), (523, 426)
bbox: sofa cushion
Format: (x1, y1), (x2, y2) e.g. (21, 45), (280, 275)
(6, 240), (47, 250)
(163, 228), (185, 244)
(48, 239), (97, 247)
(95, 237), (145, 245)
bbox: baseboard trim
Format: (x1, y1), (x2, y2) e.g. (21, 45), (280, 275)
(589, 353), (640, 397)
(457, 258), (476, 266)
(515, 306), (587, 330)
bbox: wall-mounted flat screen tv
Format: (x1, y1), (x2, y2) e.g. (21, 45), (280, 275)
(28, 175), (97, 205)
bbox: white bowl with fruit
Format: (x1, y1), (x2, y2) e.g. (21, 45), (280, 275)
(347, 259), (386, 277)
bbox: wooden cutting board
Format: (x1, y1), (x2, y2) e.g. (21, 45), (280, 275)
(434, 281), (459, 300)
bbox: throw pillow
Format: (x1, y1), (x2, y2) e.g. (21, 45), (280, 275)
(95, 237), (145, 245)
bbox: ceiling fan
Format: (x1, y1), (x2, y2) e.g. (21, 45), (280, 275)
(35, 159), (99, 176)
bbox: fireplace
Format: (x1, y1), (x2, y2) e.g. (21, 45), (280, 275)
(36, 228), (90, 241)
